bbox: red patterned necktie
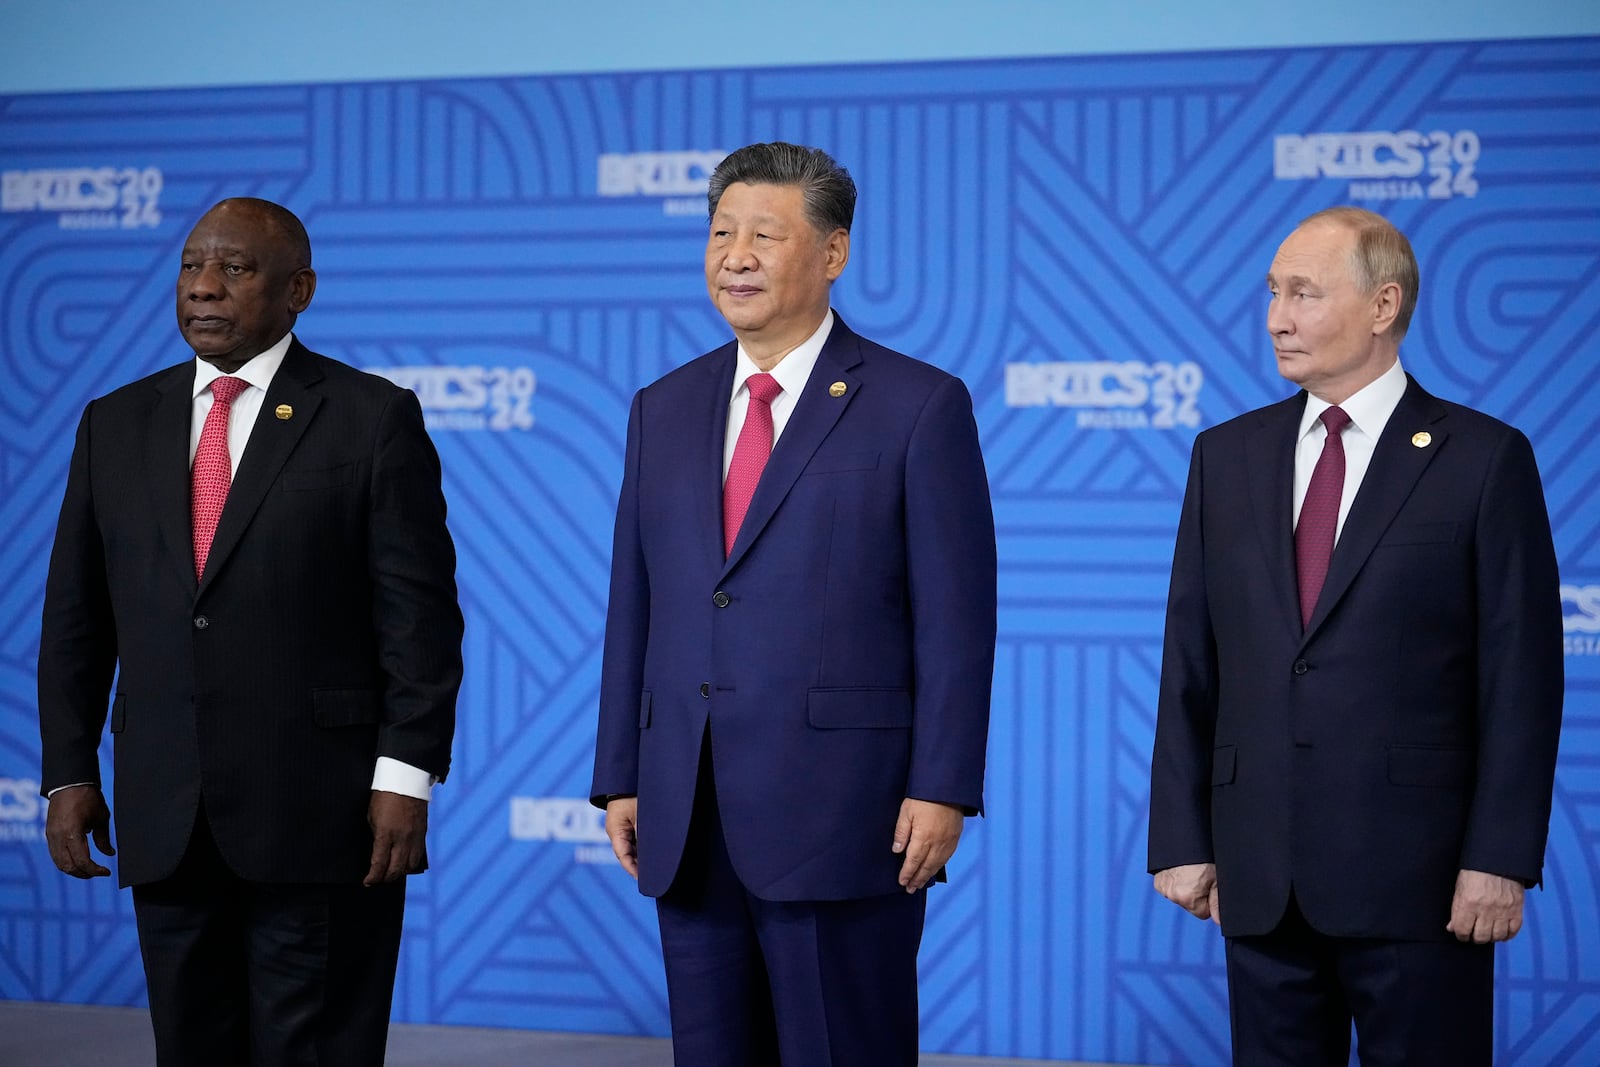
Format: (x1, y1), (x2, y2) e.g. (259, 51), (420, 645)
(723, 372), (783, 557)
(1295, 405), (1352, 628)
(192, 375), (248, 578)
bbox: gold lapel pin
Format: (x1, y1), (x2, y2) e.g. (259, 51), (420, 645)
(829, 381), (848, 398)
(275, 404), (294, 421)
(1411, 431), (1431, 448)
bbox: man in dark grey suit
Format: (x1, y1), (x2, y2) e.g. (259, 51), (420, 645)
(38, 197), (463, 1066)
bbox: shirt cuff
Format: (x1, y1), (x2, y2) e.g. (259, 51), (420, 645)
(46, 782), (96, 798)
(372, 757), (435, 801)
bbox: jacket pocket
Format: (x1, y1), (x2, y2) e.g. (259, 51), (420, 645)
(807, 687), (912, 729)
(283, 464), (354, 492)
(313, 688), (380, 727)
(1212, 745), (1237, 785)
(803, 450), (880, 475)
(1379, 521), (1459, 546)
(1387, 745), (1471, 788)
(109, 694), (127, 734)
(638, 690), (653, 729)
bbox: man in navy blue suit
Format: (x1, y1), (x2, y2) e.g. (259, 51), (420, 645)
(1149, 207), (1563, 1064)
(591, 142), (996, 1065)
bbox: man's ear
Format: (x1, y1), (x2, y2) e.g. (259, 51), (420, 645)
(823, 229), (850, 283)
(1370, 280), (1400, 336)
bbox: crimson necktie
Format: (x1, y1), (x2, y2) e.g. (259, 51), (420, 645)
(192, 375), (248, 578)
(723, 373), (783, 556)
(1295, 405), (1351, 628)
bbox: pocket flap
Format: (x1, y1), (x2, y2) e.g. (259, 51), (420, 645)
(283, 464), (354, 492)
(1212, 745), (1237, 785)
(807, 688), (912, 729)
(804, 450), (880, 475)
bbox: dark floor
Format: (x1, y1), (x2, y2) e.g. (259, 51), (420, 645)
(0, 1001), (1130, 1066)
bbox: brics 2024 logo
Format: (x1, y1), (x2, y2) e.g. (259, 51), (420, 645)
(0, 777), (44, 843)
(1, 167), (163, 229)
(1005, 361), (1203, 429)
(369, 366), (535, 432)
(1563, 583), (1600, 657)
(1274, 130), (1480, 203)
(508, 797), (618, 866)
(597, 150), (726, 217)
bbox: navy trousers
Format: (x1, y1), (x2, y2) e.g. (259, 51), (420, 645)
(655, 735), (927, 1067)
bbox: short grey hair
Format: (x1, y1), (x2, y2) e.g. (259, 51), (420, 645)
(1299, 206), (1419, 341)
(707, 142), (856, 236)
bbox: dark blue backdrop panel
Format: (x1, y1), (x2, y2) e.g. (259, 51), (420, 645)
(1, 37), (1597, 1066)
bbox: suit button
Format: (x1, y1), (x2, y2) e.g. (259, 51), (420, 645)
(699, 683), (710, 698)
(193, 616), (210, 630)
(712, 591), (731, 608)
(1292, 659), (1309, 675)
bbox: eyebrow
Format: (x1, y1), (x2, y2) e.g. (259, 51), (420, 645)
(1266, 272), (1315, 288)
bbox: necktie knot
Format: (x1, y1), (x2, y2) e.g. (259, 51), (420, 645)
(1320, 405), (1351, 437)
(745, 372), (782, 406)
(210, 376), (248, 406)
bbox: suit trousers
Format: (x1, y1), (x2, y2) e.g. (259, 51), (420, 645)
(655, 730), (927, 1067)
(131, 803), (405, 1067)
(1224, 892), (1493, 1067)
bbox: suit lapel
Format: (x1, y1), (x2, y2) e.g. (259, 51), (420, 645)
(1303, 376), (1448, 638)
(1246, 394), (1306, 640)
(150, 364), (200, 594)
(722, 319), (862, 575)
(696, 344), (739, 573)
(197, 342), (324, 595)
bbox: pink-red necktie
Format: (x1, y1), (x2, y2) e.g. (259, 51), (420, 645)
(723, 372), (783, 557)
(1295, 405), (1351, 628)
(192, 375), (248, 578)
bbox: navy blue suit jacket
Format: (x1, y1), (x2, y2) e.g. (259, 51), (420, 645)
(1149, 375), (1563, 940)
(591, 315), (997, 901)
(38, 341), (463, 887)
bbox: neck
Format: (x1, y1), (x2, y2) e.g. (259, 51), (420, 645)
(737, 311), (827, 371)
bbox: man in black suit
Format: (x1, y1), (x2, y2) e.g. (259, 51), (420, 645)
(38, 197), (463, 1066)
(1148, 207), (1563, 1064)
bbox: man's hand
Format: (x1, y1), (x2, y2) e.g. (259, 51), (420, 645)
(45, 785), (115, 879)
(1447, 868), (1525, 943)
(1154, 862), (1220, 925)
(605, 797), (639, 879)
(365, 790), (428, 886)
(892, 798), (964, 893)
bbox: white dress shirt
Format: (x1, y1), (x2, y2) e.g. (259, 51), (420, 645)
(722, 311), (833, 480)
(1292, 359), (1409, 541)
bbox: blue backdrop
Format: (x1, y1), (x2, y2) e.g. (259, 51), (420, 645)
(2, 36), (1597, 1066)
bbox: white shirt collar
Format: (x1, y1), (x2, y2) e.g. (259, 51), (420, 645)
(1298, 357), (1408, 442)
(191, 332), (294, 398)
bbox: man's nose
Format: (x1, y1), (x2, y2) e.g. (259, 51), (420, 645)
(721, 235), (757, 271)
(184, 263), (225, 298)
(1266, 296), (1290, 335)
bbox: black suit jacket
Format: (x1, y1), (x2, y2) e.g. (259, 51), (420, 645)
(38, 340), (463, 887)
(1149, 375), (1563, 940)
